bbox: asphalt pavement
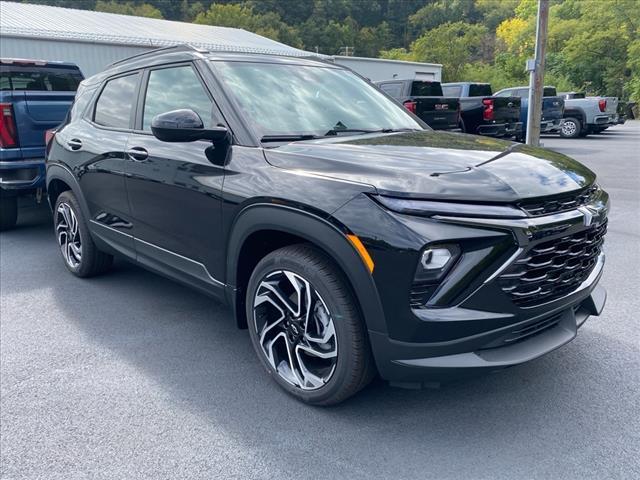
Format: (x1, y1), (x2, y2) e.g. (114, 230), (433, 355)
(1, 121), (639, 480)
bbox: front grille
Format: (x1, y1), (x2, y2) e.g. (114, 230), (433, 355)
(481, 312), (563, 349)
(499, 219), (607, 307)
(519, 185), (598, 216)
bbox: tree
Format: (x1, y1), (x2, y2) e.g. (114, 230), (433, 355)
(383, 22), (489, 82)
(194, 3), (303, 48)
(94, 1), (163, 19)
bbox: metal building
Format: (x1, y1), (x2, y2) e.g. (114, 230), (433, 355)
(333, 56), (442, 83)
(0, 1), (314, 77)
(0, 1), (442, 83)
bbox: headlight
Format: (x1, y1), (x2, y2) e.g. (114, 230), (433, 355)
(373, 195), (526, 219)
(414, 244), (460, 283)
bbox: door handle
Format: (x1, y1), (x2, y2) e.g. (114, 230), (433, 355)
(126, 147), (149, 161)
(67, 138), (82, 151)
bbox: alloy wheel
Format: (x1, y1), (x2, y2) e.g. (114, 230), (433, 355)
(562, 120), (577, 136)
(253, 270), (338, 390)
(56, 202), (82, 268)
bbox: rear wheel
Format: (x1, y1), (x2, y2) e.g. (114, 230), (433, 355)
(560, 117), (582, 138)
(246, 244), (375, 405)
(54, 191), (113, 277)
(0, 194), (18, 231)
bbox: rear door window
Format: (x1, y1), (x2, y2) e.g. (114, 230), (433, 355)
(0, 66), (83, 91)
(410, 81), (443, 96)
(94, 73), (140, 129)
(468, 84), (492, 97)
(379, 82), (403, 98)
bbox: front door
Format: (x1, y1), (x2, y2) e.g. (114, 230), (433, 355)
(124, 64), (226, 294)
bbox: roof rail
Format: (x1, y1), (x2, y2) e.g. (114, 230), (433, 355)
(109, 44), (208, 68)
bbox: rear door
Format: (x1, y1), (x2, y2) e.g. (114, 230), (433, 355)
(57, 72), (139, 256)
(124, 63), (226, 291)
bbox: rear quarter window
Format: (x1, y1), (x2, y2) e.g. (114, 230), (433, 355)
(0, 66), (83, 91)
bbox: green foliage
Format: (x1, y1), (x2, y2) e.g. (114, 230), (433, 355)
(194, 3), (303, 48)
(94, 1), (163, 19)
(27, 0), (640, 101)
(389, 22), (489, 82)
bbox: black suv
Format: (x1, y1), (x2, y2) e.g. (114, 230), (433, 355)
(46, 46), (609, 405)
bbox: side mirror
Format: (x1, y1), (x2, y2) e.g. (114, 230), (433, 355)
(150, 109), (229, 143)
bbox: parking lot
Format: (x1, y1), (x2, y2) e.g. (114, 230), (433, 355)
(1, 122), (639, 479)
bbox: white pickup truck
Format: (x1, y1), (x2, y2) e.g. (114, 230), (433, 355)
(556, 90), (619, 138)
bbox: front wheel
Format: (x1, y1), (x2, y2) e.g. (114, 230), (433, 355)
(246, 244), (375, 405)
(0, 194), (18, 231)
(54, 191), (113, 277)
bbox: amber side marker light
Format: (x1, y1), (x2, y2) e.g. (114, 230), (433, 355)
(346, 234), (374, 274)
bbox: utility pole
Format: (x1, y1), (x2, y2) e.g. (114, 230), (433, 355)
(525, 0), (549, 146)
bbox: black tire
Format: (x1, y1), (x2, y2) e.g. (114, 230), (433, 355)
(246, 244), (375, 406)
(54, 191), (113, 277)
(0, 194), (18, 231)
(560, 117), (582, 138)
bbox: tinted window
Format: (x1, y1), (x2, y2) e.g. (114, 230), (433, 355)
(143, 66), (213, 131)
(468, 84), (492, 96)
(379, 82), (403, 98)
(543, 87), (557, 97)
(0, 66), (83, 91)
(94, 73), (139, 128)
(410, 81), (443, 96)
(442, 85), (462, 97)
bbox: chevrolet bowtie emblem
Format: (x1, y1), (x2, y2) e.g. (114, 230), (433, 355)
(578, 205), (597, 227)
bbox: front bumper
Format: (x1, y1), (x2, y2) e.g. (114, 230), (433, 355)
(370, 270), (606, 387)
(333, 189), (609, 387)
(0, 158), (46, 191)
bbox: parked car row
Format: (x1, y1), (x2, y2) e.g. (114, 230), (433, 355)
(374, 76), (625, 142)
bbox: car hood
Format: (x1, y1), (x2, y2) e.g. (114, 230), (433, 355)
(264, 130), (595, 202)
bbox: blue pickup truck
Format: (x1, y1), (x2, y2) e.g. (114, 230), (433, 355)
(1, 59), (83, 230)
(493, 86), (565, 140)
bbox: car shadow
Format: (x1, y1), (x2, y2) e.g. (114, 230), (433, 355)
(3, 197), (638, 477)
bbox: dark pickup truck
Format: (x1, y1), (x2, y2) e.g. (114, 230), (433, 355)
(441, 82), (522, 138)
(494, 86), (565, 139)
(375, 79), (459, 130)
(0, 59), (83, 229)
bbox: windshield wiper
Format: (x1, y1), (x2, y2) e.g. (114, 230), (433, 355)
(324, 127), (421, 136)
(260, 134), (320, 143)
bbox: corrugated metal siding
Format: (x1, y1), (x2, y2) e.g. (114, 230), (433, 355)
(0, 1), (313, 56)
(0, 37), (149, 77)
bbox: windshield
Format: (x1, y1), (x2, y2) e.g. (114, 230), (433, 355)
(214, 61), (422, 138)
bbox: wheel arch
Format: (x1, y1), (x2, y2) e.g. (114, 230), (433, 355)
(563, 107), (586, 125)
(46, 164), (91, 220)
(226, 204), (387, 335)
